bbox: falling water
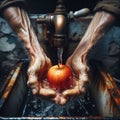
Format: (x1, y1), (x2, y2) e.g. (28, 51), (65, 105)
(22, 47), (98, 117)
(57, 47), (63, 66)
(22, 48), (98, 117)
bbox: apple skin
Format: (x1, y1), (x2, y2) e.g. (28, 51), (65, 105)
(47, 64), (73, 91)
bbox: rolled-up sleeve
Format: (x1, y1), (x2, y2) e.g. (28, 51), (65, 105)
(94, 0), (120, 19)
(0, 0), (26, 16)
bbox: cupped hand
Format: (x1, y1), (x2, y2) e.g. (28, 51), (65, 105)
(55, 54), (90, 105)
(26, 53), (89, 105)
(27, 55), (56, 98)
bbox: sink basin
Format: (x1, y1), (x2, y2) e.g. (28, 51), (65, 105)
(0, 60), (120, 119)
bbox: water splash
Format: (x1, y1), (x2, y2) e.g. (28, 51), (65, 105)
(22, 90), (98, 117)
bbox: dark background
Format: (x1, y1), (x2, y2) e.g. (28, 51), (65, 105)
(25, 0), (98, 14)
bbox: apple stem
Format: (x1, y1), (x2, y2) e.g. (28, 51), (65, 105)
(58, 63), (60, 68)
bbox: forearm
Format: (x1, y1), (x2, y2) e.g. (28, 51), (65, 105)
(3, 7), (45, 62)
(73, 11), (116, 62)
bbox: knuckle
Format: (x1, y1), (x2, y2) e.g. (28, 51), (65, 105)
(32, 88), (39, 95)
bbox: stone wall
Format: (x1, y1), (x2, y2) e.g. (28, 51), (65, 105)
(0, 17), (28, 83)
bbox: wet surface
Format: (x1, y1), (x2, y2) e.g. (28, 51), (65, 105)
(22, 90), (98, 117)
(0, 15), (120, 118)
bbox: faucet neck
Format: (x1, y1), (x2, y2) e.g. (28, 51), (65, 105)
(54, 0), (66, 14)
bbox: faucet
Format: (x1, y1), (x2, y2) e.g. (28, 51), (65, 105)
(52, 0), (68, 48)
(36, 0), (90, 65)
(36, 0), (68, 49)
(36, 0), (90, 49)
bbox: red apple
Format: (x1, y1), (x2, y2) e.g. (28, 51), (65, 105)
(47, 64), (73, 91)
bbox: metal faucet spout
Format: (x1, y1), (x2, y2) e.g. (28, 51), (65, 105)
(53, 0), (68, 48)
(36, 0), (90, 50)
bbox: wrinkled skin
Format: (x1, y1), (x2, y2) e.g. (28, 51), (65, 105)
(3, 6), (116, 105)
(3, 7), (56, 97)
(54, 11), (116, 105)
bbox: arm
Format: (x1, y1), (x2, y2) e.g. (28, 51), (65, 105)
(70, 10), (116, 66)
(49, 10), (116, 105)
(59, 11), (117, 105)
(2, 5), (56, 96)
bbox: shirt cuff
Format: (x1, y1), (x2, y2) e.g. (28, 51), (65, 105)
(94, 0), (120, 19)
(0, 0), (26, 13)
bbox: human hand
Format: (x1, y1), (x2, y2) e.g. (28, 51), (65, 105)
(4, 7), (57, 98)
(52, 11), (117, 105)
(27, 54), (56, 98)
(54, 54), (89, 105)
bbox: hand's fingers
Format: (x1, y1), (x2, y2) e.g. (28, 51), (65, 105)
(52, 93), (67, 105)
(39, 88), (56, 97)
(79, 73), (89, 93)
(31, 86), (39, 95)
(78, 80), (88, 94)
(28, 82), (39, 95)
(27, 74), (40, 95)
(62, 86), (80, 98)
(59, 95), (67, 105)
(62, 77), (89, 98)
(52, 93), (61, 104)
(27, 81), (39, 95)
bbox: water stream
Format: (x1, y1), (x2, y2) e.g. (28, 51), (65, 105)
(22, 47), (98, 117)
(57, 47), (63, 66)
